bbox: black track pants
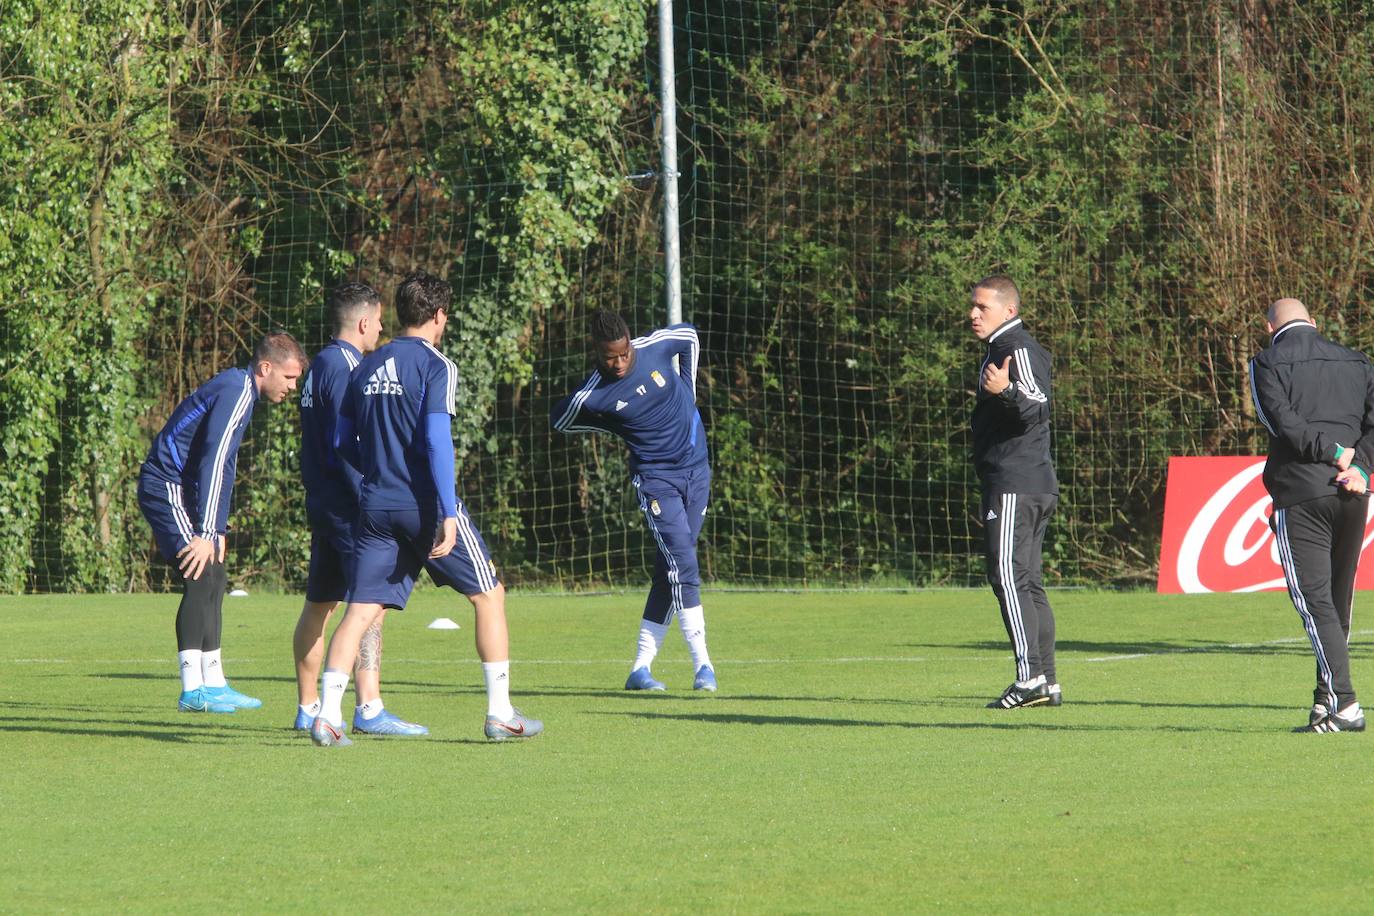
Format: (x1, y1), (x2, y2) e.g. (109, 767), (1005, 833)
(983, 492), (1057, 684)
(1270, 494), (1363, 711)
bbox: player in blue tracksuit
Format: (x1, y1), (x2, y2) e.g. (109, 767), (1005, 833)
(138, 332), (307, 714)
(308, 271), (541, 746)
(291, 281), (428, 737)
(551, 309), (717, 692)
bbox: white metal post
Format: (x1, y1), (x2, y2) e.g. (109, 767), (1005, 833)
(659, 0), (682, 326)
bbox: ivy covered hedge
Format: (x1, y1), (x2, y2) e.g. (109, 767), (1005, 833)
(5, 1), (1374, 592)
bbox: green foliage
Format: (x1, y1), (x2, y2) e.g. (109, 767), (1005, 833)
(13, 1), (1374, 591)
(0, 0), (171, 591)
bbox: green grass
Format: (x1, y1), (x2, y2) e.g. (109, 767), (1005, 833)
(2, 590), (1371, 913)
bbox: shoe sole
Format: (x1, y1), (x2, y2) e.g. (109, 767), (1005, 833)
(485, 727), (541, 741)
(987, 696), (1052, 709)
(354, 724), (429, 736)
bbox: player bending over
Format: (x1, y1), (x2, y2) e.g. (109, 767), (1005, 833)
(309, 271), (541, 746)
(293, 281), (427, 736)
(138, 332), (306, 714)
(552, 309), (717, 692)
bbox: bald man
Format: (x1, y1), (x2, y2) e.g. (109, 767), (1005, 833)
(1249, 297), (1374, 732)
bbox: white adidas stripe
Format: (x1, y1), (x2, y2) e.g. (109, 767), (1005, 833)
(200, 375), (254, 540)
(554, 373), (601, 432)
(998, 493), (1033, 682)
(1274, 507), (1338, 710)
(635, 473), (684, 619)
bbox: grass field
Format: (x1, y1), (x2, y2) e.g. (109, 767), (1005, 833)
(3, 589), (1372, 913)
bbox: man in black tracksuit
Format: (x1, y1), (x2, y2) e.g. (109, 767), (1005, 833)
(969, 275), (1060, 709)
(1249, 297), (1374, 733)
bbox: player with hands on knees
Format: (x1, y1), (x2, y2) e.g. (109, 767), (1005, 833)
(138, 332), (307, 714)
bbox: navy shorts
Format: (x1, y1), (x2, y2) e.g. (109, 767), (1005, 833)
(137, 472), (207, 564)
(350, 503), (500, 609)
(305, 503), (357, 603)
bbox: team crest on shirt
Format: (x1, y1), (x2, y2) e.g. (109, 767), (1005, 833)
(650, 499), (661, 516)
(651, 370), (666, 388)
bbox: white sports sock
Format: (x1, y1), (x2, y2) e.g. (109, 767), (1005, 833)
(178, 650), (204, 692)
(483, 661), (514, 720)
(633, 620), (669, 671)
(320, 669), (350, 727)
(356, 698), (385, 720)
(678, 605), (712, 670)
(1336, 701), (1363, 720)
(201, 649), (228, 688)
(299, 700), (321, 719)
(1016, 675), (1047, 689)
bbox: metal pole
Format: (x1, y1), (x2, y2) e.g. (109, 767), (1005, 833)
(659, 0), (682, 326)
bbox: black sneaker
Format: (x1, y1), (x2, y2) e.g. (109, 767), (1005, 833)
(1046, 683), (1063, 707)
(1295, 704), (1365, 733)
(987, 680), (1051, 709)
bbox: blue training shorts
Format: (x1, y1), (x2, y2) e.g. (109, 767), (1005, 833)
(349, 503), (500, 609)
(137, 472), (203, 564)
(305, 502), (357, 604)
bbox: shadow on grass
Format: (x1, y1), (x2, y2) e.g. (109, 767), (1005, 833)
(590, 709), (1279, 734)
(87, 672), (455, 691)
(0, 716), (295, 745)
(903, 638), (1373, 658)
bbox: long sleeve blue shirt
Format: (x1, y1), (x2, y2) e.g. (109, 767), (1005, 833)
(551, 323), (707, 472)
(141, 367), (259, 539)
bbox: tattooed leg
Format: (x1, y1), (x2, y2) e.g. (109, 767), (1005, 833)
(353, 612), (384, 705)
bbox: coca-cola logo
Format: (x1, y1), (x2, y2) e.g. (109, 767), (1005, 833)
(1158, 456), (1374, 593)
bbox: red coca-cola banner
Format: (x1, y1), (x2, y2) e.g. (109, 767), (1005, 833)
(1157, 456), (1374, 593)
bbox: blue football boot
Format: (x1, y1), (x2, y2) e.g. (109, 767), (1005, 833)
(693, 665), (717, 692)
(352, 708), (429, 736)
(625, 666), (666, 691)
(178, 687), (236, 714)
(483, 707), (544, 741)
(310, 716), (352, 747)
(201, 682), (262, 709)
(293, 707), (332, 731)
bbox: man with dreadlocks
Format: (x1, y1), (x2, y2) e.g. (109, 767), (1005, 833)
(551, 310), (717, 692)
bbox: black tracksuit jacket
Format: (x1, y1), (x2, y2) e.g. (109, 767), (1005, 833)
(971, 317), (1058, 496)
(1249, 320), (1374, 508)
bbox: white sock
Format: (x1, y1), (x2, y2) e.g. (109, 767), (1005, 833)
(678, 606), (712, 670)
(356, 698), (385, 720)
(483, 661), (514, 720)
(1016, 674), (1047, 689)
(1337, 701), (1363, 720)
(178, 650), (204, 692)
(299, 700), (321, 719)
(201, 649), (227, 688)
(633, 620), (669, 671)
(320, 669), (350, 727)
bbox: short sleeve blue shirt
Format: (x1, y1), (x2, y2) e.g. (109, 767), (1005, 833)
(299, 339), (363, 513)
(343, 336), (457, 512)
